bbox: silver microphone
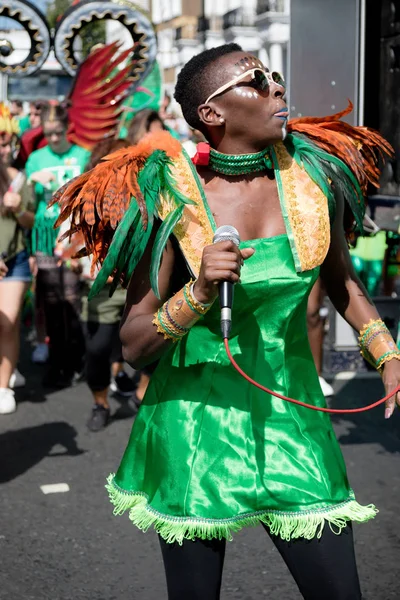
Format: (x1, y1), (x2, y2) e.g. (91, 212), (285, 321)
(213, 225), (240, 246)
(212, 225), (241, 339)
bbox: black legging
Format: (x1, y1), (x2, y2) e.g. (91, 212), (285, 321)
(83, 321), (158, 392)
(159, 523), (361, 600)
(82, 321), (121, 391)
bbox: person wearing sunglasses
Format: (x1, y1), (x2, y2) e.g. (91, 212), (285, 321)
(54, 43), (397, 599)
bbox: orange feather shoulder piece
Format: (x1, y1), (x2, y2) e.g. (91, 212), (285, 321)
(287, 101), (393, 195)
(51, 131), (187, 297)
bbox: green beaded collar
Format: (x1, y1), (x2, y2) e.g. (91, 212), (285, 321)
(209, 147), (273, 175)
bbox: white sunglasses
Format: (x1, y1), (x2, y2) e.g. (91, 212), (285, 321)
(205, 68), (286, 105)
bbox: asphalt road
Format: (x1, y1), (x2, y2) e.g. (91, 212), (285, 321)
(1, 350), (400, 600)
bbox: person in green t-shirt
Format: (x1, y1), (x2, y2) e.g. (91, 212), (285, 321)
(26, 105), (91, 388)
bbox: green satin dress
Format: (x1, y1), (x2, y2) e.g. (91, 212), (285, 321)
(107, 235), (376, 543)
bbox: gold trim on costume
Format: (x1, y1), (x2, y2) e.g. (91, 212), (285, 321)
(159, 153), (214, 278)
(274, 142), (331, 271)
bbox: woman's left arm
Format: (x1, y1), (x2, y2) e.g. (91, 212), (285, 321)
(320, 188), (400, 418)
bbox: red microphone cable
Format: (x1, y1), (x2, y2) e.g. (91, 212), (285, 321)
(224, 338), (400, 414)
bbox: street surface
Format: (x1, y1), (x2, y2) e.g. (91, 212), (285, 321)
(1, 350), (400, 600)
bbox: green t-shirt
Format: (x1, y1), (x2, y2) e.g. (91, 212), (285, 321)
(17, 115), (31, 135)
(26, 144), (90, 206)
(26, 144), (91, 255)
(81, 283), (127, 324)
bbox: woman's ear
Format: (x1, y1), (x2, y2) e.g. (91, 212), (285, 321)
(197, 104), (225, 129)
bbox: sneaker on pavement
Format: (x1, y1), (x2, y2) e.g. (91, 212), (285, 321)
(87, 404), (110, 432)
(31, 343), (49, 364)
(9, 369), (26, 389)
(0, 388), (16, 414)
(110, 371), (136, 397)
(319, 376), (335, 397)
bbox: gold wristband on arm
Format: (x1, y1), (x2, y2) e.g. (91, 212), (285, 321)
(153, 280), (212, 342)
(359, 319), (400, 371)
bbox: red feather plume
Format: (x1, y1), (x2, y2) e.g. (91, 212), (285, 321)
(66, 42), (138, 150)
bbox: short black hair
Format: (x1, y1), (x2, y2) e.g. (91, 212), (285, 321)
(174, 43), (242, 132)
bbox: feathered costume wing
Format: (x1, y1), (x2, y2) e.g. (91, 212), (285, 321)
(52, 131), (194, 298)
(66, 41), (137, 150)
(52, 104), (393, 298)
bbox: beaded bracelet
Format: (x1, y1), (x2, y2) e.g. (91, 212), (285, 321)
(184, 281), (212, 315)
(359, 318), (400, 372)
(359, 319), (387, 348)
(153, 280), (212, 342)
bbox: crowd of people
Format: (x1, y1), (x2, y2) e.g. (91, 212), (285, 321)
(0, 92), (398, 429)
(0, 96), (202, 428)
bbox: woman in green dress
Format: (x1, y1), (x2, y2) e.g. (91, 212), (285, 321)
(54, 44), (400, 599)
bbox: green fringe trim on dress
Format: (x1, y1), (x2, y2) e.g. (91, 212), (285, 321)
(106, 475), (378, 545)
(31, 217), (59, 256)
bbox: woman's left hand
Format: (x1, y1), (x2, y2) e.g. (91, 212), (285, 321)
(381, 359), (400, 419)
(3, 191), (22, 213)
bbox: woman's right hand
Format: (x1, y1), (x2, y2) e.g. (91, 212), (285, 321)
(193, 240), (255, 304)
(3, 191), (22, 213)
(29, 171), (56, 186)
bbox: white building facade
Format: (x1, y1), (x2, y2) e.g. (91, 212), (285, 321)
(152, 0), (290, 98)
